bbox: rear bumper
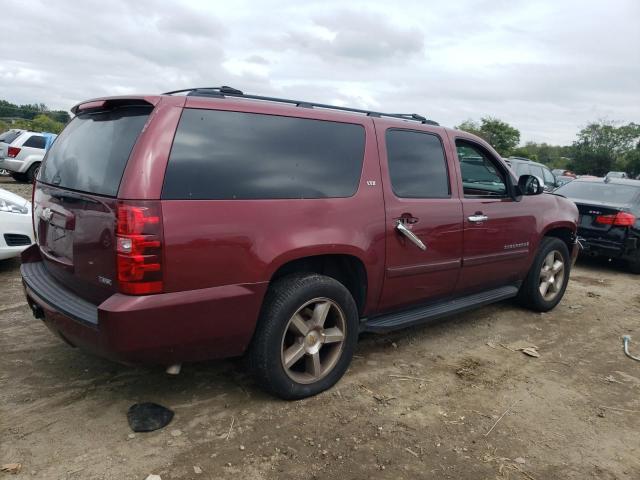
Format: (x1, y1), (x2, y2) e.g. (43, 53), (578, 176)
(21, 257), (268, 365)
(0, 157), (29, 173)
(578, 234), (637, 260)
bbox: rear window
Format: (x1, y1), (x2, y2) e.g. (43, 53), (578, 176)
(556, 181), (640, 204)
(40, 106), (152, 196)
(23, 135), (46, 149)
(162, 109), (365, 200)
(0, 130), (22, 144)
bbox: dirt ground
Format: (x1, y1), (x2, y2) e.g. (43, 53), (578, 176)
(1, 176), (639, 480)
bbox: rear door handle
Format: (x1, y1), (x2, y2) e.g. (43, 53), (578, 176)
(395, 221), (427, 251)
(468, 214), (488, 223)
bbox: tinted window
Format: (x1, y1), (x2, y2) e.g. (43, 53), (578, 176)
(542, 167), (555, 185)
(456, 141), (507, 197)
(23, 135), (46, 149)
(530, 165), (544, 180)
(40, 106), (152, 196)
(0, 130), (22, 144)
(556, 181), (640, 205)
(163, 109), (365, 200)
(516, 163), (531, 176)
(386, 130), (449, 198)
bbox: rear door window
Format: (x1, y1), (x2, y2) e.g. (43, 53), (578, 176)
(162, 109), (366, 200)
(23, 135), (46, 149)
(40, 106), (152, 197)
(386, 129), (449, 198)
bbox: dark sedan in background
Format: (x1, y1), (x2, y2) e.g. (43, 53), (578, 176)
(555, 178), (640, 273)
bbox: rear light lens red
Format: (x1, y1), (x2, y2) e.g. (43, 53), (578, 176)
(116, 201), (163, 295)
(595, 212), (636, 226)
(7, 146), (21, 158)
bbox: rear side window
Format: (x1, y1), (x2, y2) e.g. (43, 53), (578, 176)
(40, 106), (152, 196)
(162, 109), (365, 200)
(23, 135), (46, 149)
(386, 129), (449, 198)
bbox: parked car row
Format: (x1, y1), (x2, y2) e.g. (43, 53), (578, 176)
(0, 129), (57, 182)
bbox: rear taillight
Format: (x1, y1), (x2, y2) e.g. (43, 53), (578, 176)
(116, 201), (163, 295)
(595, 212), (636, 226)
(7, 146), (21, 158)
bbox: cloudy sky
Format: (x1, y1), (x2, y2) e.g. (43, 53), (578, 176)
(2, 0), (638, 144)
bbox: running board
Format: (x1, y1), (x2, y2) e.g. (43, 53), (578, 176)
(362, 285), (519, 333)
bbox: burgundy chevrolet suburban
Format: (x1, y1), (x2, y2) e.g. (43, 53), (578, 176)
(21, 87), (579, 399)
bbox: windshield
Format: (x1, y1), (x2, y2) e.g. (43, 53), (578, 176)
(39, 106), (152, 196)
(556, 181), (640, 205)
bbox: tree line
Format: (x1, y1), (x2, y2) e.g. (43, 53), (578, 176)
(0, 99), (70, 134)
(456, 117), (640, 177)
(0, 98), (638, 176)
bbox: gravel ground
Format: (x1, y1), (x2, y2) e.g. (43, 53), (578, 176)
(1, 175), (639, 479)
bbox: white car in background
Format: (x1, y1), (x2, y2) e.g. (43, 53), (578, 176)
(0, 187), (34, 260)
(0, 130), (57, 183)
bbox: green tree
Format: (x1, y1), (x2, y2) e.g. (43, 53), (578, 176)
(455, 117), (520, 156)
(0, 119), (9, 133)
(569, 121), (640, 175)
(31, 114), (64, 134)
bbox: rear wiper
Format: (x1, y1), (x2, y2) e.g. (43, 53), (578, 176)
(50, 192), (98, 204)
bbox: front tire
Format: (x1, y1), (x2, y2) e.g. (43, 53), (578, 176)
(519, 237), (571, 312)
(248, 273), (359, 400)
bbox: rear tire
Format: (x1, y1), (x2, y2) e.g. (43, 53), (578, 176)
(519, 237), (571, 312)
(248, 273), (359, 400)
(629, 258), (640, 274)
(26, 163), (40, 183)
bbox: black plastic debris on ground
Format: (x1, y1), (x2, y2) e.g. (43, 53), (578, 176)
(127, 402), (174, 432)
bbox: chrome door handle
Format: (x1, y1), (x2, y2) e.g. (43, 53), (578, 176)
(468, 214), (488, 223)
(396, 221), (427, 251)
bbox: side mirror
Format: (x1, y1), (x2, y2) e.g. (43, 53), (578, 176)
(517, 174), (545, 196)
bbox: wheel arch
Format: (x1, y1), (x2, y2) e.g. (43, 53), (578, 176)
(267, 251), (369, 316)
(542, 223), (576, 253)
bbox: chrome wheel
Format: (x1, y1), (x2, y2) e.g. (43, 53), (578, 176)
(280, 297), (347, 384)
(539, 250), (565, 301)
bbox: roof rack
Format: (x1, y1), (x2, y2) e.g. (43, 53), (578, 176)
(162, 86), (439, 126)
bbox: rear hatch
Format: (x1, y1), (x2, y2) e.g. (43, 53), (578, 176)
(34, 102), (154, 304)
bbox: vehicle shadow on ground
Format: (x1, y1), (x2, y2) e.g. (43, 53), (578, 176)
(24, 298), (511, 410)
